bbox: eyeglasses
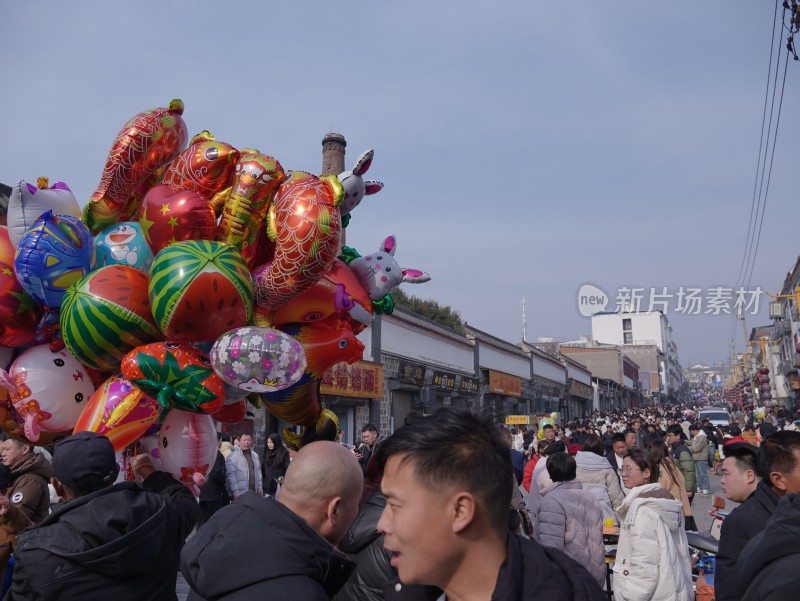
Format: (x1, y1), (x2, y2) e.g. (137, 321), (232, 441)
(620, 467), (642, 474)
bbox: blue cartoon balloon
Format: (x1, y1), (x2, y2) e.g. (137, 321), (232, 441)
(94, 222), (153, 273)
(14, 210), (95, 308)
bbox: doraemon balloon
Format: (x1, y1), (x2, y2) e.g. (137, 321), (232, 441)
(14, 211), (95, 308)
(0, 344), (95, 442)
(94, 222), (153, 273)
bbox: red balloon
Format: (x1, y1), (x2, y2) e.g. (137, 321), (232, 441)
(140, 184), (216, 254)
(0, 227), (14, 266)
(0, 261), (42, 347)
(211, 398), (248, 424)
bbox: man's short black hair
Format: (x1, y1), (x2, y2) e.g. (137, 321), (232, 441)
(220, 432), (231, 443)
(758, 430), (800, 481)
(362, 423), (378, 434)
(546, 452), (576, 483)
(611, 433), (626, 444)
(377, 408), (513, 535)
(542, 424), (554, 431)
(623, 428), (636, 437)
(666, 424), (685, 439)
(724, 443), (760, 478)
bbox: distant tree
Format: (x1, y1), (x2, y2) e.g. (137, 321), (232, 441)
(391, 289), (466, 333)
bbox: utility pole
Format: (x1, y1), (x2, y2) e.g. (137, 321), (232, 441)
(521, 297), (527, 343)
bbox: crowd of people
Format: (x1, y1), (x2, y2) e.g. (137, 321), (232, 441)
(0, 401), (796, 600)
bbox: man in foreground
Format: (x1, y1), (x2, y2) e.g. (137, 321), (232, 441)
(182, 440), (364, 600)
(7, 431), (199, 600)
(0, 437), (52, 523)
(376, 408), (605, 601)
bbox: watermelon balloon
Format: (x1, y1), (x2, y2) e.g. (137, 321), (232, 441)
(148, 240), (253, 342)
(61, 265), (162, 371)
(14, 211), (95, 308)
(0, 261), (42, 347)
(73, 375), (161, 452)
(121, 341), (225, 414)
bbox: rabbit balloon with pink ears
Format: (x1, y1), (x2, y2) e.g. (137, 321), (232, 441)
(338, 149), (383, 226)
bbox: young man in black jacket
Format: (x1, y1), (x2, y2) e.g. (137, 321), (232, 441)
(7, 431), (199, 601)
(377, 408), (605, 601)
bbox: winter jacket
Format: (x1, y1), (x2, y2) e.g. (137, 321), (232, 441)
(741, 431), (758, 447)
(199, 450), (230, 505)
(0, 502), (31, 577)
(6, 471), (199, 601)
(261, 451), (290, 496)
(358, 437), (384, 473)
(737, 493), (800, 601)
(225, 447), (262, 497)
(575, 450), (624, 523)
(527, 456), (554, 516)
(522, 454), (540, 493)
(219, 441), (234, 459)
(669, 442), (696, 493)
(657, 461), (693, 519)
(181, 493), (355, 600)
(689, 431), (709, 461)
(7, 452), (52, 523)
(536, 481), (605, 587)
(612, 484), (693, 601)
(384, 532), (606, 601)
(334, 492), (393, 601)
(715, 480), (781, 601)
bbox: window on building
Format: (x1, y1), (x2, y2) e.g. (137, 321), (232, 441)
(622, 318), (633, 344)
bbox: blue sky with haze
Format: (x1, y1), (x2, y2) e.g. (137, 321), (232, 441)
(2, 1), (796, 367)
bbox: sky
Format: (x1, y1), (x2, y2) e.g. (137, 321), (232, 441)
(2, 1), (797, 367)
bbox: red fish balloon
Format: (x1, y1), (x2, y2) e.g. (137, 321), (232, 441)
(83, 99), (189, 233)
(121, 341), (224, 414)
(280, 318), (364, 378)
(162, 131), (239, 201)
(73, 375), (161, 452)
(252, 172), (343, 311)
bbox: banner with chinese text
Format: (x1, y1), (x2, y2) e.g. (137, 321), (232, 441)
(321, 360), (384, 399)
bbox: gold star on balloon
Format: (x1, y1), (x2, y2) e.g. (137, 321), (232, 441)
(168, 216), (179, 229)
(160, 203), (170, 216)
(140, 214), (155, 241)
(9, 290), (35, 315)
(1, 266), (13, 277)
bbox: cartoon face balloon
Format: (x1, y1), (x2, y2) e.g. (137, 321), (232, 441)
(0, 344), (95, 442)
(121, 341), (225, 414)
(73, 375), (161, 452)
(210, 326), (307, 394)
(94, 222), (153, 273)
(6, 178), (82, 246)
(158, 409), (218, 496)
(14, 211), (96, 308)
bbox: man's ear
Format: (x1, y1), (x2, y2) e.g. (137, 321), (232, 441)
(770, 470), (788, 493)
(450, 492), (476, 534)
(326, 496), (343, 527)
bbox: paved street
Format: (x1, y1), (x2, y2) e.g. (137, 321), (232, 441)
(694, 467), (738, 535)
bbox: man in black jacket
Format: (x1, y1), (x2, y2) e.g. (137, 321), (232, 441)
(376, 408), (605, 601)
(6, 431), (199, 601)
(716, 432), (800, 601)
(181, 441), (364, 600)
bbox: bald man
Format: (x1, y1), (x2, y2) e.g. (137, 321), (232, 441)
(181, 441), (364, 600)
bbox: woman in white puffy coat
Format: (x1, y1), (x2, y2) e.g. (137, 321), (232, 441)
(612, 449), (692, 601)
(574, 435), (624, 524)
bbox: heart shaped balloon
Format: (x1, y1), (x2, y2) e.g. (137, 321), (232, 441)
(140, 184), (216, 255)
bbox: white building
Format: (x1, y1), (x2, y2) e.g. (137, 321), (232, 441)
(590, 311), (683, 401)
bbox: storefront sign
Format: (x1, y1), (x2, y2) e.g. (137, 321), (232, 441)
(569, 380), (594, 400)
(459, 376), (479, 394)
(432, 370), (457, 390)
(488, 370), (522, 397)
(505, 415), (531, 425)
(399, 361), (427, 387)
(321, 360), (385, 399)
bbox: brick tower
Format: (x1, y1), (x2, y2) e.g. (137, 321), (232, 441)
(321, 133), (346, 176)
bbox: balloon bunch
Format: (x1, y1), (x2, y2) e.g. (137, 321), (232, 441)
(0, 98), (431, 493)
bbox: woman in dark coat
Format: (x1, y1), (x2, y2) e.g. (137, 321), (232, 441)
(261, 433), (290, 496)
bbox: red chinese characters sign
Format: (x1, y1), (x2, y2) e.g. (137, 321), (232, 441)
(488, 369), (522, 397)
(320, 360), (385, 399)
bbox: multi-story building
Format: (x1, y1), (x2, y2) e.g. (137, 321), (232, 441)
(590, 310), (683, 402)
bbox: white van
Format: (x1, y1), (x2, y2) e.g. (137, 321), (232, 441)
(697, 407), (731, 427)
